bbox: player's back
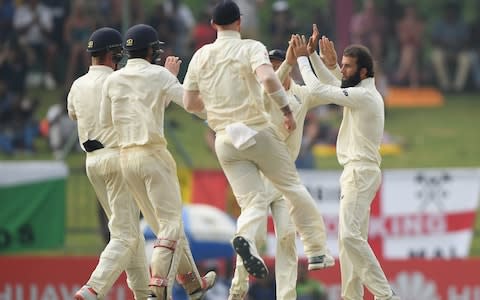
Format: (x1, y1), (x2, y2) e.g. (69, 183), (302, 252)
(186, 31), (270, 132)
(68, 66), (118, 150)
(104, 58), (182, 148)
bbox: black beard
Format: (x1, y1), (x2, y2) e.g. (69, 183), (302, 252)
(341, 70), (362, 88)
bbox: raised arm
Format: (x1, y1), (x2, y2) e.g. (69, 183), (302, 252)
(164, 55), (207, 119)
(291, 35), (363, 109)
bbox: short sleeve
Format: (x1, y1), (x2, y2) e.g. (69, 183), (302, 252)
(249, 41), (271, 72)
(66, 84), (77, 120)
(183, 52), (199, 91)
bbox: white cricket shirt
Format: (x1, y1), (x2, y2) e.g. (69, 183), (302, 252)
(183, 30), (272, 132)
(100, 58), (183, 148)
(298, 56), (384, 166)
(67, 65), (118, 151)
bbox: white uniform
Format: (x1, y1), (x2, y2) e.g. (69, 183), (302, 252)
(229, 61), (333, 299)
(67, 65), (150, 299)
(298, 54), (394, 300)
(100, 58), (205, 299)
(184, 29), (330, 282)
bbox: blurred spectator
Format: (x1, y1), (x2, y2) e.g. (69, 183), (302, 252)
(430, 2), (471, 92)
(191, 9), (216, 51)
(43, 0), (70, 52)
(269, 0), (297, 50)
(296, 110), (338, 169)
(350, 0), (386, 60)
(246, 269), (276, 300)
(147, 1), (176, 56)
(233, 0), (264, 39)
(63, 0), (94, 89)
(0, 0), (15, 41)
(96, 0), (144, 30)
(0, 87), (39, 155)
(0, 38), (28, 97)
(296, 260), (327, 300)
(13, 0), (57, 89)
(296, 111), (318, 169)
(469, 16), (480, 90)
(45, 95), (77, 159)
(163, 0), (195, 58)
(0, 79), (15, 154)
(392, 4), (424, 88)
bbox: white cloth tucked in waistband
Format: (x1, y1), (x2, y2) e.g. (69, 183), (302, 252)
(225, 122), (258, 150)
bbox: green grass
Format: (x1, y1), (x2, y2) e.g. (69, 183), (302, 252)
(2, 92), (480, 256)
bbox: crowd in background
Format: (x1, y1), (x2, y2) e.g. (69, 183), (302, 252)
(1, 0), (480, 159)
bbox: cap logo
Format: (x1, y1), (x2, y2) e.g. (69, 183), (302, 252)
(87, 40), (93, 48)
(126, 38), (134, 47)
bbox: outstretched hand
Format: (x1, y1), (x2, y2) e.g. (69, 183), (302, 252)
(307, 24), (320, 54)
(164, 56), (182, 76)
(319, 36), (338, 69)
(290, 34), (309, 58)
(285, 38), (296, 65)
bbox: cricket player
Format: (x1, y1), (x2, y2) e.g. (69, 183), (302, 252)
(68, 27), (151, 300)
(229, 42), (345, 299)
(290, 31), (400, 300)
(183, 0), (334, 283)
(99, 24), (214, 300)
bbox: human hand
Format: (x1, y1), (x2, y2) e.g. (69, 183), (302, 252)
(307, 24), (320, 54)
(164, 56), (182, 76)
(291, 34), (309, 58)
(283, 112), (297, 132)
(319, 36), (338, 69)
(285, 38), (296, 65)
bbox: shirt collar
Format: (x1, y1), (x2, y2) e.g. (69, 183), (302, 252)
(216, 30), (241, 40)
(359, 77), (375, 87)
(89, 65), (114, 73)
(125, 58), (151, 67)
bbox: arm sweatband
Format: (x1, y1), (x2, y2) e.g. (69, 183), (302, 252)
(268, 88), (289, 108)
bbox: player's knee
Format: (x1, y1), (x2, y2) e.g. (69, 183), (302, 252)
(236, 191), (267, 210)
(278, 230), (296, 248)
(339, 234), (362, 250)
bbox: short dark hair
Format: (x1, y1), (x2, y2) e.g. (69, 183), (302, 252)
(343, 45), (374, 78)
(127, 48), (149, 59)
(212, 0), (241, 25)
(91, 50), (107, 58)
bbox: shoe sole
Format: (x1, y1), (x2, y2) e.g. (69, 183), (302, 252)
(233, 236), (268, 279)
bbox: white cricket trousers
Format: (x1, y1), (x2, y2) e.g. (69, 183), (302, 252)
(339, 162), (392, 300)
(215, 126), (328, 257)
(85, 148), (150, 300)
(120, 145), (204, 299)
(230, 177), (297, 300)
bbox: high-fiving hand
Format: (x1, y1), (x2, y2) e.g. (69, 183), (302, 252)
(307, 24), (320, 55)
(290, 34), (309, 58)
(319, 36), (338, 69)
(164, 56), (182, 76)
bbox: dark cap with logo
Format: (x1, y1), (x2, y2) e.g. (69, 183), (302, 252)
(87, 27), (122, 53)
(268, 49), (286, 61)
(124, 24), (163, 51)
(212, 0), (241, 25)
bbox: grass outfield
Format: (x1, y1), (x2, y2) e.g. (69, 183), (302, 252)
(3, 92), (480, 256)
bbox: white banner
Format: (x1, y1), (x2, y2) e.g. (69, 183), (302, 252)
(264, 168), (480, 260)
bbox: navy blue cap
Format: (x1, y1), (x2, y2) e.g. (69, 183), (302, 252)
(212, 0), (241, 25)
(124, 24), (163, 51)
(87, 27), (122, 53)
(268, 49), (286, 61)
